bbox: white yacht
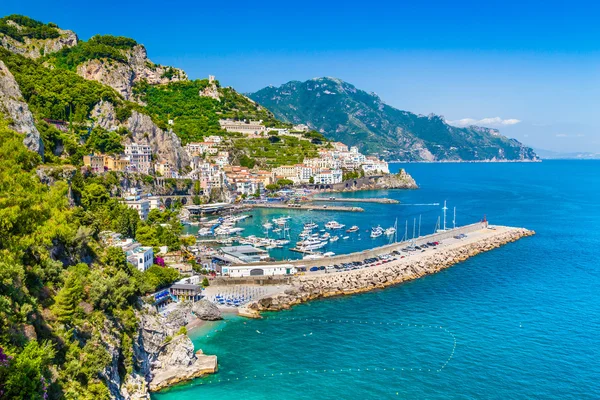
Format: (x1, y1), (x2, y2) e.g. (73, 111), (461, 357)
(304, 222), (318, 230)
(370, 226), (384, 238)
(325, 221), (345, 230)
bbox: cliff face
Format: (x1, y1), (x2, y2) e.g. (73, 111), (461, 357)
(124, 110), (190, 170)
(0, 27), (77, 59)
(77, 44), (187, 100)
(91, 101), (191, 170)
(93, 303), (218, 399)
(0, 60), (43, 156)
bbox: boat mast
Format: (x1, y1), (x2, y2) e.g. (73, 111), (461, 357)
(394, 218), (398, 243)
(404, 220), (408, 242)
(412, 218), (416, 248)
(453, 207), (456, 229)
(443, 200), (448, 231)
(418, 214), (421, 238)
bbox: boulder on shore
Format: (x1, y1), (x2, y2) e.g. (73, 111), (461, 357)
(191, 299), (222, 321)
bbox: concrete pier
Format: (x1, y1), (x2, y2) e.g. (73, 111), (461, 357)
(309, 197), (399, 204)
(251, 203), (364, 212)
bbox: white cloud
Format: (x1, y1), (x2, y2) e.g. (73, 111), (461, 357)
(555, 133), (585, 138)
(446, 117), (521, 128)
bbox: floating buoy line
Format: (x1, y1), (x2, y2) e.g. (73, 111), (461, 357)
(192, 316), (457, 390)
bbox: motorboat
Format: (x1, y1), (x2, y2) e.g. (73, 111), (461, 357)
(330, 235), (339, 242)
(297, 238), (328, 250)
(304, 222), (318, 230)
(384, 227), (396, 236)
(325, 221), (345, 230)
(346, 225), (359, 233)
(370, 226), (384, 238)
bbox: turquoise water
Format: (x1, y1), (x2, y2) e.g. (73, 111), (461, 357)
(155, 161), (600, 399)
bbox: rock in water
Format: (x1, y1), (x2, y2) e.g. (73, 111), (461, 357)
(192, 299), (222, 321)
(149, 334), (217, 392)
(0, 60), (44, 157)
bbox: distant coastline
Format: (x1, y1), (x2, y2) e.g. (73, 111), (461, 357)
(388, 159), (542, 164)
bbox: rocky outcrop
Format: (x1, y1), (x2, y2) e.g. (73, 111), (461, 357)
(328, 169), (418, 192)
(192, 299), (222, 321)
(0, 28), (77, 59)
(124, 110), (190, 170)
(91, 101), (119, 131)
(199, 81), (220, 101)
(134, 307), (217, 394)
(246, 227), (535, 313)
(149, 335), (217, 392)
(77, 44), (186, 100)
(0, 60), (44, 156)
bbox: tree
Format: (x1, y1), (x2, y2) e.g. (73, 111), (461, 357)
(52, 273), (84, 323)
(265, 183), (280, 191)
(81, 183), (109, 210)
(103, 247), (129, 273)
(0, 341), (55, 399)
(309, 176), (314, 184)
(202, 277), (209, 287)
(277, 178), (294, 187)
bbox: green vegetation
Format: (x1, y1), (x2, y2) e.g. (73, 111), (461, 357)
(144, 265), (180, 291)
(0, 14), (60, 43)
(201, 277), (209, 287)
(233, 136), (319, 167)
(0, 48), (123, 124)
(49, 35), (138, 70)
(133, 79), (289, 144)
(0, 119), (159, 398)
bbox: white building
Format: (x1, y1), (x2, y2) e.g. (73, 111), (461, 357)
(123, 198), (150, 220)
(148, 196), (164, 211)
(219, 119), (266, 136)
(222, 263), (296, 277)
(127, 246), (154, 272)
(124, 144), (152, 174)
(313, 169), (343, 185)
(205, 135), (222, 144)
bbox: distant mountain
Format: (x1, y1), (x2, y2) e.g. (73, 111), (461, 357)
(533, 148), (600, 160)
(250, 77), (538, 162)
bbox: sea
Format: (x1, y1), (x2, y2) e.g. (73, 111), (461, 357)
(154, 160), (600, 399)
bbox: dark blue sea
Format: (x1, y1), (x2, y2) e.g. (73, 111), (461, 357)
(154, 160), (600, 399)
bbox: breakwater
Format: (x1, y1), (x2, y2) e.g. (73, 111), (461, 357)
(240, 226), (534, 316)
(251, 203), (364, 212)
(308, 197), (399, 204)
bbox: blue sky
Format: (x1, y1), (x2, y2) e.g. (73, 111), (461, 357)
(2, 0), (599, 152)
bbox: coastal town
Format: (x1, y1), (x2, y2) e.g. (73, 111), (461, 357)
(83, 118), (390, 199)
(0, 13), (545, 400)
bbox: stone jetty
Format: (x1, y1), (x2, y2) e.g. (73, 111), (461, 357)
(241, 226), (534, 316)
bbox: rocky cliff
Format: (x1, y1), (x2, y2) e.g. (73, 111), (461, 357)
(0, 16), (77, 59)
(91, 101), (190, 170)
(77, 44), (186, 100)
(94, 303), (219, 399)
(0, 60), (43, 156)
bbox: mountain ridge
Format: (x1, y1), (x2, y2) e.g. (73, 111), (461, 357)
(249, 77), (538, 162)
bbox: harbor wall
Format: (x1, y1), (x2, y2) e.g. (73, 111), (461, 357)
(257, 222), (488, 269)
(240, 226), (535, 316)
